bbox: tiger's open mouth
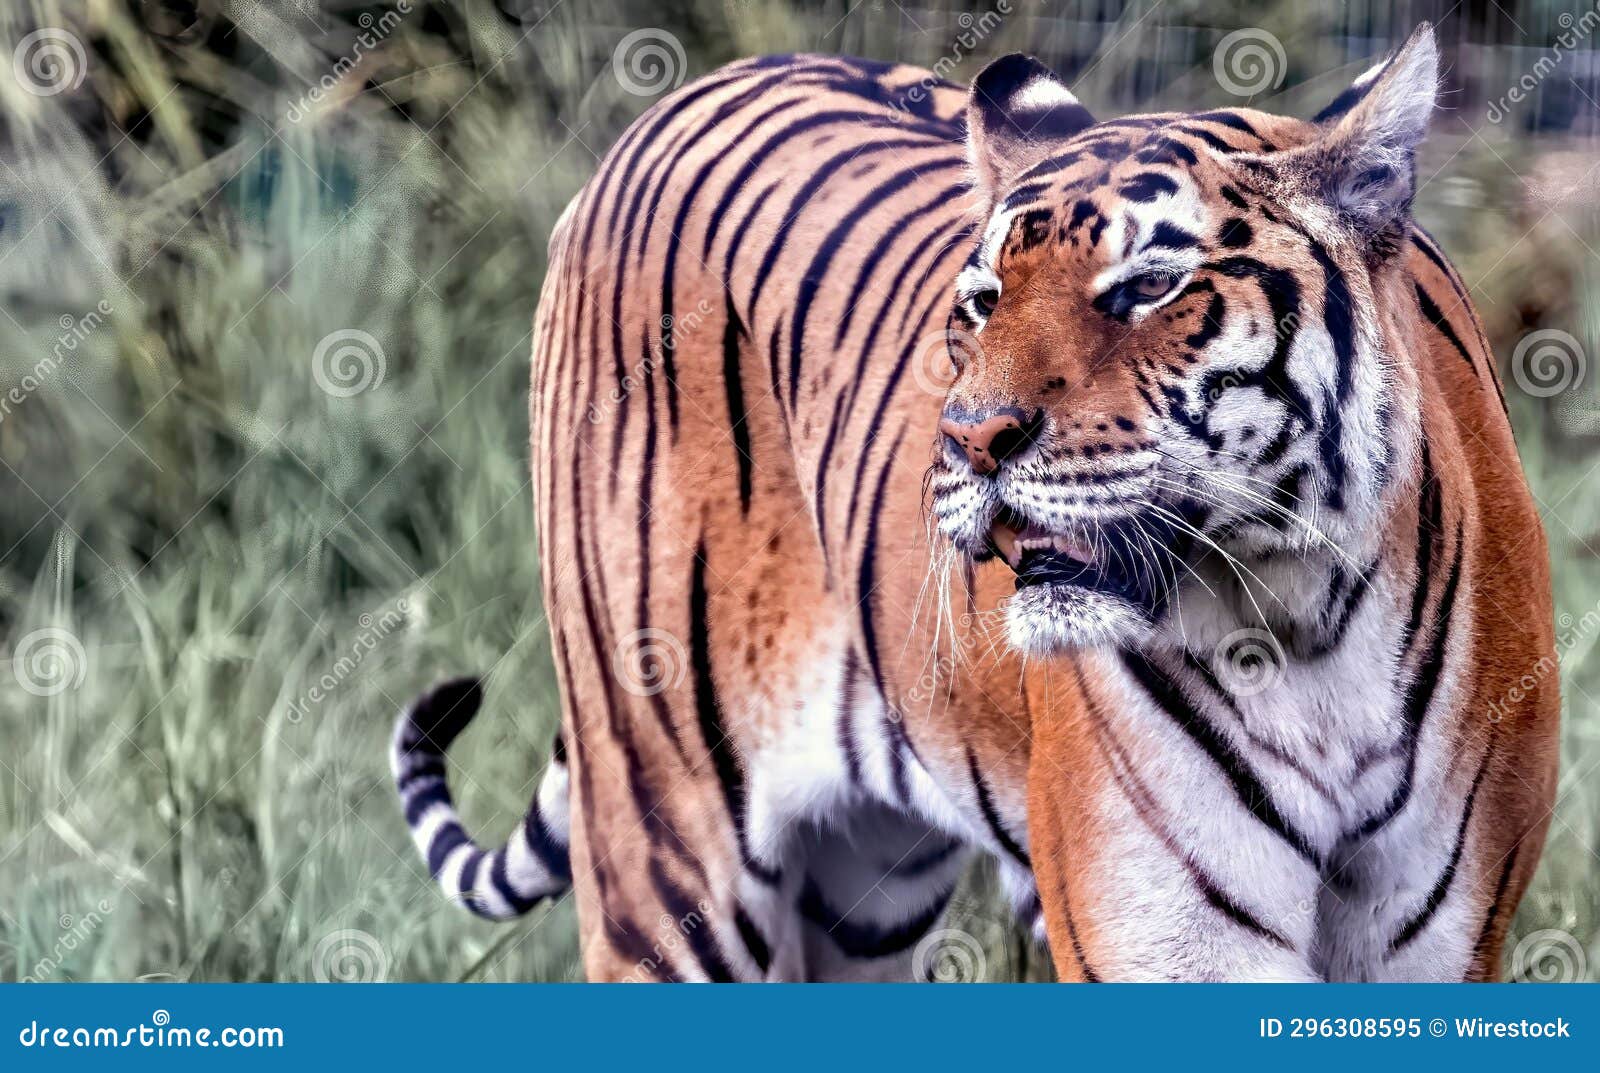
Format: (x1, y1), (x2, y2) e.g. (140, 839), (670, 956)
(983, 506), (1179, 653)
(987, 507), (1158, 608)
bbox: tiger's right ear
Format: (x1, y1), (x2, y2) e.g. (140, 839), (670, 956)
(966, 54), (1095, 210)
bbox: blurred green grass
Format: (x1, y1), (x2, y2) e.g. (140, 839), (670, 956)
(0, 0), (1595, 982)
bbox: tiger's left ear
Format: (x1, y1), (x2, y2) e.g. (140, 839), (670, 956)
(966, 54), (1095, 211)
(1280, 23), (1438, 257)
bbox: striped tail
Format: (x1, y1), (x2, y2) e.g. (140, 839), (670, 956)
(391, 677), (572, 920)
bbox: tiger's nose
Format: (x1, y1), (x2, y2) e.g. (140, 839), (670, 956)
(939, 409), (1039, 476)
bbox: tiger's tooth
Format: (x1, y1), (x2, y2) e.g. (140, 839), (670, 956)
(991, 523), (1020, 566)
(1051, 535), (1095, 562)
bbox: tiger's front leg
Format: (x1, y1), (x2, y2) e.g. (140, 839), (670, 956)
(1028, 658), (1326, 983)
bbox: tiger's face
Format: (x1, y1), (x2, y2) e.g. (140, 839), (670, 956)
(930, 45), (1436, 654)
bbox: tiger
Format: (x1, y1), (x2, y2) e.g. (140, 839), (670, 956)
(391, 22), (1560, 981)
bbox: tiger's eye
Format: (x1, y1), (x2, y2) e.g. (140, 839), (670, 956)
(973, 288), (999, 317)
(1132, 273), (1175, 300)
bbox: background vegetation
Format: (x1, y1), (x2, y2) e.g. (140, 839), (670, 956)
(1, 0), (1595, 982)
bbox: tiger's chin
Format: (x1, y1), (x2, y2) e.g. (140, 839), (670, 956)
(1004, 582), (1155, 655)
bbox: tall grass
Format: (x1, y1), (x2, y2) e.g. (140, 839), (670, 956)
(1, 0), (1595, 981)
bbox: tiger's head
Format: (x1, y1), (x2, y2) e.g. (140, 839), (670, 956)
(929, 25), (1438, 655)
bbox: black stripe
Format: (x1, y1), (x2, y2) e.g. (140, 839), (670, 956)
(635, 325), (689, 762)
(1118, 172), (1179, 202)
(1309, 239), (1355, 510)
(489, 843), (539, 915)
(832, 183), (969, 348)
(967, 746), (1030, 869)
(1173, 125), (1237, 152)
(837, 650), (863, 785)
(652, 84), (813, 435)
(648, 858), (736, 982)
(721, 291), (754, 514)
(702, 106), (948, 256)
(402, 777), (450, 825)
(747, 133), (949, 331)
(791, 156), (963, 420)
(1401, 437), (1441, 655)
(1414, 282), (1481, 380)
(426, 824), (468, 877)
(1389, 738), (1495, 953)
(1313, 53), (1394, 123)
(1183, 292), (1226, 349)
(1355, 516), (1465, 837)
(690, 540), (779, 885)
(1191, 110), (1260, 136)
(1123, 654), (1322, 867)
(1469, 846), (1520, 980)
(855, 426), (907, 692)
(1063, 899), (1101, 982)
(799, 878), (950, 960)
(1146, 220), (1199, 252)
(891, 837), (960, 878)
(734, 906), (772, 975)
(1196, 869), (1293, 948)
(522, 795), (572, 882)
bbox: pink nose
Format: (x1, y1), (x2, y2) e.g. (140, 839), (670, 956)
(939, 412), (1035, 476)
